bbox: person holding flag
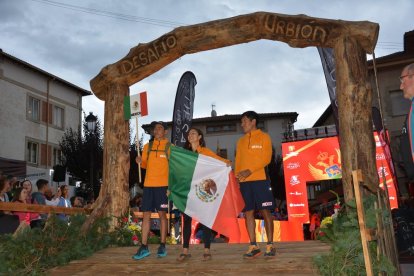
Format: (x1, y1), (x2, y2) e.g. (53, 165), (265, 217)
(132, 121), (171, 260)
(235, 111), (276, 259)
(176, 128), (231, 262)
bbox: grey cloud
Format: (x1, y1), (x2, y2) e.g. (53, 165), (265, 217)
(1, 0), (412, 139)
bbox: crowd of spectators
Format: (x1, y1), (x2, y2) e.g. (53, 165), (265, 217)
(0, 171), (89, 234)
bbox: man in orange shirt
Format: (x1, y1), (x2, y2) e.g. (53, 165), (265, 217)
(133, 121), (171, 260)
(235, 111), (276, 259)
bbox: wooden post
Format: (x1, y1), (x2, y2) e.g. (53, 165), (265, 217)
(335, 36), (378, 202)
(81, 81), (131, 233)
(352, 170), (374, 276)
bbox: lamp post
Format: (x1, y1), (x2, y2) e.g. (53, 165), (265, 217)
(85, 112), (97, 199)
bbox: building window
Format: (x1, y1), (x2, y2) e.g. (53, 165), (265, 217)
(206, 124), (237, 134)
(40, 144), (52, 166)
(53, 106), (64, 128)
(53, 147), (63, 166)
(389, 90), (410, 116)
(27, 96), (40, 121)
(27, 141), (39, 164)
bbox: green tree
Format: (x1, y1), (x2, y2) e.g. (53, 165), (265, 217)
(59, 112), (103, 200)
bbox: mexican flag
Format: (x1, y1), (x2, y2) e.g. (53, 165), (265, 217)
(123, 91), (148, 120)
(169, 146), (245, 242)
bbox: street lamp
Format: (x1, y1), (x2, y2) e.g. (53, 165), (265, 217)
(85, 112), (97, 199)
(86, 112), (97, 133)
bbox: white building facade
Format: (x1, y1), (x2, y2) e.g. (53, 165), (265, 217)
(0, 49), (91, 186)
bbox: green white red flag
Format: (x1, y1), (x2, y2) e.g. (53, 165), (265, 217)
(168, 146), (245, 242)
(123, 91), (148, 120)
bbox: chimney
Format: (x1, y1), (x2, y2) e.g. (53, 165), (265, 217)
(211, 104), (217, 117)
(404, 30), (414, 52)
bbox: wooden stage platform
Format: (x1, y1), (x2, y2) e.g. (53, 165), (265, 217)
(48, 241), (330, 275)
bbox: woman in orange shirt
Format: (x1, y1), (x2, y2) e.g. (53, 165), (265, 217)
(177, 127), (231, 262)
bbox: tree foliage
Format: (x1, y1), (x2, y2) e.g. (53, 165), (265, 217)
(59, 114), (147, 198)
(59, 113), (103, 199)
(0, 215), (112, 275)
(314, 195), (396, 275)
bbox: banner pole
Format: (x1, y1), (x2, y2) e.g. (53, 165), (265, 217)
(135, 116), (142, 183)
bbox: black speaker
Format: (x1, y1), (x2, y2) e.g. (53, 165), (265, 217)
(53, 165), (66, 182)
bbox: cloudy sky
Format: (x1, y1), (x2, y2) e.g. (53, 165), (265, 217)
(1, 0), (413, 139)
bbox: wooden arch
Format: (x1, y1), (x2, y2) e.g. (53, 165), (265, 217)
(85, 12), (379, 229)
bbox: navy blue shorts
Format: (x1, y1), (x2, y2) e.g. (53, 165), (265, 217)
(141, 187), (169, 212)
(240, 180), (275, 212)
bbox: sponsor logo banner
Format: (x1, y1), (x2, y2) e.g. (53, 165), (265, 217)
(287, 162), (300, 169)
(282, 134), (398, 224)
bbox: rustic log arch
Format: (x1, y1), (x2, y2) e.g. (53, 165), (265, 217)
(84, 12), (379, 230)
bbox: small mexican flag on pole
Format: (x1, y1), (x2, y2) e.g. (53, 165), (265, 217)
(124, 91), (148, 183)
(123, 91), (148, 120)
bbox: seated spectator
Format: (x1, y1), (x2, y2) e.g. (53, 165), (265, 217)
(6, 175), (17, 200)
(70, 196), (84, 208)
(272, 207), (283, 220)
(0, 175), (11, 203)
(130, 193), (142, 210)
(78, 196), (85, 207)
(280, 208), (288, 220)
(21, 179), (33, 204)
(31, 179), (48, 206)
(12, 187), (40, 226)
(10, 180), (21, 200)
(0, 176), (20, 233)
(45, 187), (61, 206)
(31, 179), (50, 228)
(85, 198), (95, 209)
(57, 185), (72, 223)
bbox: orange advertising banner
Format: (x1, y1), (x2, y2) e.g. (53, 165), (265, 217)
(373, 133), (398, 209)
(237, 219), (303, 242)
(282, 134), (398, 224)
(188, 218), (304, 243)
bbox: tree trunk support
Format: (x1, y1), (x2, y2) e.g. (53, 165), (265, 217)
(82, 81), (130, 233)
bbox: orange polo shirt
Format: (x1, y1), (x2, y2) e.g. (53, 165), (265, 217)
(235, 129), (272, 182)
(141, 138), (170, 187)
